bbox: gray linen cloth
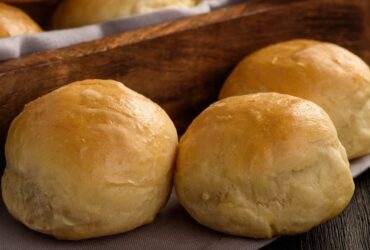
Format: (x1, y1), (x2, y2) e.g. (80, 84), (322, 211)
(0, 161), (367, 250)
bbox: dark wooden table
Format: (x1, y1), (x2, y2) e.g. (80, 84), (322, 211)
(264, 169), (370, 250)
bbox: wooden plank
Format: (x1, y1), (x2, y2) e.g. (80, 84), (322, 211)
(264, 170), (370, 250)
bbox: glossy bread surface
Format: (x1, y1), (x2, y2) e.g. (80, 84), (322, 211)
(220, 39), (370, 159)
(175, 93), (354, 238)
(1, 79), (178, 240)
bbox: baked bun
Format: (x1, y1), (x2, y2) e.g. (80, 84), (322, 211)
(175, 93), (354, 238)
(219, 39), (370, 159)
(3, 0), (52, 3)
(51, 0), (200, 29)
(0, 2), (42, 38)
(1, 79), (178, 240)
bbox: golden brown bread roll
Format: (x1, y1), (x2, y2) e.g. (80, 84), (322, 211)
(51, 0), (200, 29)
(3, 0), (51, 3)
(219, 39), (370, 159)
(1, 79), (178, 240)
(175, 93), (354, 238)
(0, 2), (42, 38)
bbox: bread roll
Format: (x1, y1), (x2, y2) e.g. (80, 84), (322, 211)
(3, 0), (51, 3)
(51, 0), (200, 29)
(0, 2), (42, 38)
(175, 93), (354, 238)
(219, 39), (370, 159)
(1, 79), (178, 240)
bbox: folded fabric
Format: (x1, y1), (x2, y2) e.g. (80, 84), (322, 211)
(0, 0), (246, 61)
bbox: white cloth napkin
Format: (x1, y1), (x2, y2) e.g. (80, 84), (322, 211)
(0, 0), (246, 61)
(350, 155), (370, 177)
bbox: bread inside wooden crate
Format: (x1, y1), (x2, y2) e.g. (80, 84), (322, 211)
(0, 0), (369, 168)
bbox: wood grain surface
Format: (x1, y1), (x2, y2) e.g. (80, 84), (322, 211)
(264, 170), (370, 250)
(0, 0), (369, 248)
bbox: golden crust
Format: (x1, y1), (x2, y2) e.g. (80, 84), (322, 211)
(219, 39), (370, 159)
(0, 2), (42, 38)
(175, 93), (354, 238)
(51, 0), (201, 29)
(3, 1), (51, 3)
(1, 79), (178, 240)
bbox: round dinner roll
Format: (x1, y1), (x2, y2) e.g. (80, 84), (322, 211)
(0, 2), (42, 38)
(175, 93), (354, 238)
(51, 0), (200, 29)
(219, 39), (370, 159)
(1, 79), (178, 240)
(3, 0), (52, 3)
